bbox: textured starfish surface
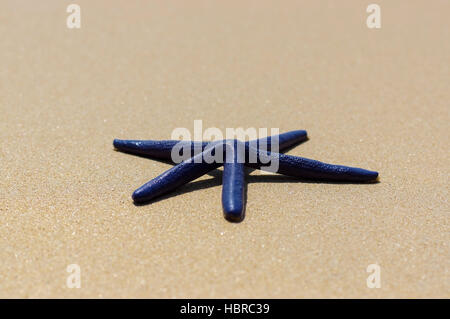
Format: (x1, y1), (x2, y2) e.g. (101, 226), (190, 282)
(113, 130), (378, 222)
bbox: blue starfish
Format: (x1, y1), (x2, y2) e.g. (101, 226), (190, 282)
(113, 130), (378, 222)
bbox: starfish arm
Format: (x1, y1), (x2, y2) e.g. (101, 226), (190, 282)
(132, 147), (222, 203)
(113, 139), (207, 161)
(246, 130), (308, 152)
(245, 148), (378, 182)
(114, 130), (307, 162)
(222, 143), (246, 222)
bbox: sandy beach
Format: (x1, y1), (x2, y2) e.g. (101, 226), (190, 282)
(0, 0), (448, 298)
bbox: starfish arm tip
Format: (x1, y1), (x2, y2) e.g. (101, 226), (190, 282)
(132, 185), (154, 203)
(368, 170), (379, 182)
(294, 129), (307, 136)
(131, 188), (143, 203)
(113, 138), (123, 149)
(223, 207), (245, 222)
(353, 168), (378, 182)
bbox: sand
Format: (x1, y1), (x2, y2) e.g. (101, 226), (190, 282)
(0, 0), (448, 298)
